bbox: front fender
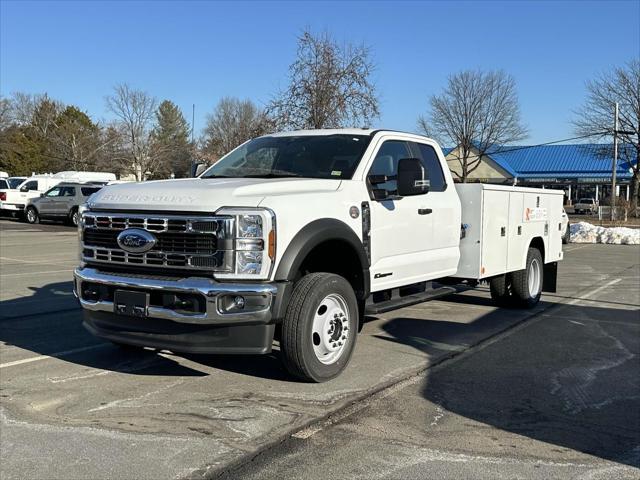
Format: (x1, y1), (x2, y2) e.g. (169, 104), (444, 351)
(274, 218), (370, 297)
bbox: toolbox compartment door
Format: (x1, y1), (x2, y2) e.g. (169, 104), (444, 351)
(480, 189), (509, 277)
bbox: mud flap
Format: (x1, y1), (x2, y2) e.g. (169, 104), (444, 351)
(542, 261), (558, 293)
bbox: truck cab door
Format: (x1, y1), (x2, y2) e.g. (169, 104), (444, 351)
(366, 139), (435, 291)
(409, 141), (461, 278)
(19, 180), (40, 203)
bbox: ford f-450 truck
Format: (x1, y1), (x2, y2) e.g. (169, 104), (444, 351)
(74, 129), (564, 382)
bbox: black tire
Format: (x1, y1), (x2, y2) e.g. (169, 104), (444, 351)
(562, 223), (570, 244)
(25, 206), (39, 224)
(280, 272), (358, 382)
(69, 207), (80, 227)
(489, 274), (513, 307)
(511, 247), (543, 308)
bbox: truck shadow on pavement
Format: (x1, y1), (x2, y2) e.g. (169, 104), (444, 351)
(378, 298), (640, 468)
(0, 280), (291, 379)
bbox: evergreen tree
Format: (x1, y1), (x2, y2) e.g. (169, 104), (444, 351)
(151, 100), (192, 178)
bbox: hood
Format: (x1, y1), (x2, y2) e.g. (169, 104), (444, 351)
(88, 177), (341, 212)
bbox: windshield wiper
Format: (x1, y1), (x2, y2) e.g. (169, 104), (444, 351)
(201, 174), (235, 179)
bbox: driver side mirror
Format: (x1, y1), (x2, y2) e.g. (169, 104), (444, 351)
(397, 158), (429, 196)
(40, 193), (44, 197)
(190, 162), (208, 178)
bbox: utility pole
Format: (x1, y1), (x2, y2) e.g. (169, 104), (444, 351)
(191, 104), (195, 145)
(190, 104), (196, 174)
(611, 102), (618, 221)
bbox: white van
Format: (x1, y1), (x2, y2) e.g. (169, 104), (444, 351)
(1, 171), (116, 216)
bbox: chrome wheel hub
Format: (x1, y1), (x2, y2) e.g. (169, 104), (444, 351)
(311, 293), (350, 365)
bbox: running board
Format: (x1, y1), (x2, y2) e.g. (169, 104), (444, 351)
(365, 286), (456, 315)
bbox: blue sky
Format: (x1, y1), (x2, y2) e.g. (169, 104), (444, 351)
(1, 0), (639, 144)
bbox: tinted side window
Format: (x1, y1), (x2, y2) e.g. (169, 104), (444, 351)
(0, 180), (8, 189)
(368, 140), (412, 194)
(412, 143), (447, 192)
(60, 187), (76, 196)
(23, 181), (39, 191)
(81, 187), (101, 196)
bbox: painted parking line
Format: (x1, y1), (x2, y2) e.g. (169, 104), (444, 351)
(0, 344), (109, 369)
(0, 269), (73, 277)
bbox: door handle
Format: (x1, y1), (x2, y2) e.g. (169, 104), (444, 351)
(418, 208), (432, 215)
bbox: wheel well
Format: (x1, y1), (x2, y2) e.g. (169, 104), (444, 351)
(297, 239), (366, 300)
(529, 236), (545, 262)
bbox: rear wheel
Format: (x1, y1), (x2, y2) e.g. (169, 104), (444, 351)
(489, 274), (513, 307)
(280, 272), (358, 382)
(511, 248), (543, 308)
(25, 206), (39, 224)
(562, 223), (570, 244)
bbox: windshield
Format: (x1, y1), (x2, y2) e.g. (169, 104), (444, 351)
(579, 198), (593, 203)
(8, 178), (26, 189)
(201, 134), (372, 180)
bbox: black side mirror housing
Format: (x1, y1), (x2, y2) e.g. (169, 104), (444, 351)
(190, 162), (208, 178)
(397, 158), (429, 196)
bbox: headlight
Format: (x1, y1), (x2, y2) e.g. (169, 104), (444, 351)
(238, 214), (263, 238)
(215, 207), (276, 280)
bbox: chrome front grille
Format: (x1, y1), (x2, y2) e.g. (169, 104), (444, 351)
(81, 212), (234, 272)
(86, 214), (220, 233)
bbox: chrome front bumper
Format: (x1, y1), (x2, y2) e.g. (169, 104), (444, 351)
(73, 267), (279, 325)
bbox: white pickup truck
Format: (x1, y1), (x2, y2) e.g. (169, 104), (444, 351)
(74, 129), (564, 382)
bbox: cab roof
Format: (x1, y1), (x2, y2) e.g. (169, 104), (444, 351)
(264, 128), (432, 141)
(267, 128), (377, 137)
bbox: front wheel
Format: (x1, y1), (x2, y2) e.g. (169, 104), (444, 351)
(69, 208), (79, 227)
(511, 248), (543, 308)
(280, 272), (358, 382)
(25, 207), (39, 224)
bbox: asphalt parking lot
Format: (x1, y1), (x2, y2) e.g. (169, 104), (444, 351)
(1, 217), (639, 479)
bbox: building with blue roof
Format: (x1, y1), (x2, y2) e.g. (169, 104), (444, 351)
(444, 143), (637, 205)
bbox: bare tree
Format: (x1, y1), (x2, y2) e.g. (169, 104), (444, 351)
(202, 97), (273, 159)
(574, 59), (640, 215)
(268, 30), (379, 130)
(418, 70), (528, 182)
(105, 84), (159, 180)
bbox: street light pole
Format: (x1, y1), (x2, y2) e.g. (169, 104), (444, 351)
(611, 102), (618, 221)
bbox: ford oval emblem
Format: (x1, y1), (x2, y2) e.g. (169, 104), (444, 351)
(117, 228), (157, 253)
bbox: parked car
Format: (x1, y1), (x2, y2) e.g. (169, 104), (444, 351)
(74, 129), (564, 382)
(1, 171), (115, 218)
(561, 207), (570, 244)
(574, 197), (598, 215)
(25, 182), (104, 226)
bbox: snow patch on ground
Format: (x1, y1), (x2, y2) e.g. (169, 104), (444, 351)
(570, 222), (640, 245)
